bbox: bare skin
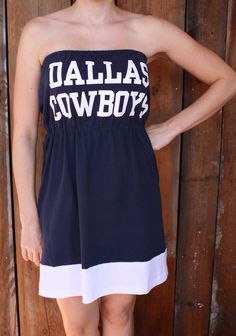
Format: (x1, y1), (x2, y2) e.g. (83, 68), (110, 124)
(99, 294), (136, 336)
(56, 296), (100, 336)
(12, 0), (236, 335)
(56, 294), (136, 336)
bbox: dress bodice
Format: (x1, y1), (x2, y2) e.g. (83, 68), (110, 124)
(38, 49), (150, 132)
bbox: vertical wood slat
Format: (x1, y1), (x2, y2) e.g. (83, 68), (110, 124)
(117, 1), (184, 335)
(209, 0), (236, 335)
(7, 1), (48, 335)
(7, 1), (71, 335)
(174, 0), (228, 335)
(0, 0), (19, 335)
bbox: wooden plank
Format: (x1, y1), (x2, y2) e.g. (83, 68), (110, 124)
(174, 0), (228, 335)
(116, 1), (184, 335)
(209, 0), (236, 334)
(7, 2), (46, 335)
(7, 0), (70, 335)
(0, 0), (19, 335)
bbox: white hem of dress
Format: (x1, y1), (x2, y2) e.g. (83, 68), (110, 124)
(38, 248), (168, 304)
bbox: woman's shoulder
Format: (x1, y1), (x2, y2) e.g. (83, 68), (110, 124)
(22, 10), (66, 35)
(21, 12), (70, 64)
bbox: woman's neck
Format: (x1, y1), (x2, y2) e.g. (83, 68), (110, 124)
(72, 0), (117, 25)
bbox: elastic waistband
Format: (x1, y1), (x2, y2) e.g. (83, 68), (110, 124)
(45, 119), (146, 135)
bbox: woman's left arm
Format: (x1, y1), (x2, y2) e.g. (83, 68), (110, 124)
(144, 16), (236, 150)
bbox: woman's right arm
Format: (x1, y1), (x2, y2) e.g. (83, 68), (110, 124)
(12, 17), (43, 267)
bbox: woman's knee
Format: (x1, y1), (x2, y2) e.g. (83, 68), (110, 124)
(100, 294), (136, 327)
(56, 296), (100, 335)
(63, 320), (96, 336)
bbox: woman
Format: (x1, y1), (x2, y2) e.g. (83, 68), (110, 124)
(12, 0), (236, 335)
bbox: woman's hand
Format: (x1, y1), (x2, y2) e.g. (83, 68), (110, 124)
(145, 122), (180, 150)
(21, 219), (43, 267)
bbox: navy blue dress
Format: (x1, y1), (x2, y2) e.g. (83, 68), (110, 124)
(37, 49), (168, 304)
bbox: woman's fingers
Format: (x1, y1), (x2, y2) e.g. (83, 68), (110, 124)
(21, 245), (42, 267)
(21, 246), (29, 261)
(20, 223), (42, 266)
(32, 249), (41, 266)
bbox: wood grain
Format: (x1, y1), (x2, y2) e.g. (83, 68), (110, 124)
(7, 1), (71, 335)
(174, 0), (228, 335)
(0, 0), (19, 335)
(209, 0), (236, 335)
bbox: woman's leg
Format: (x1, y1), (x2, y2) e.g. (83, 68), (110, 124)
(100, 294), (136, 336)
(56, 296), (100, 336)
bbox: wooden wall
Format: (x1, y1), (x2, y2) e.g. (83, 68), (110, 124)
(0, 0), (235, 335)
